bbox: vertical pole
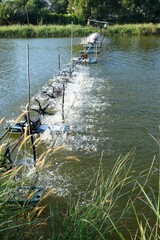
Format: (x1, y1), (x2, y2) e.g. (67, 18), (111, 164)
(95, 44), (97, 59)
(58, 54), (60, 76)
(27, 45), (36, 166)
(62, 83), (65, 124)
(27, 44), (30, 109)
(71, 21), (73, 73)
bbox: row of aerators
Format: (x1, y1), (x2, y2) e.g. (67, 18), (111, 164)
(72, 32), (104, 64)
(0, 31), (102, 203)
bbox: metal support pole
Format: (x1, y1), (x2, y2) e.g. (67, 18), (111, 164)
(62, 83), (65, 124)
(71, 21), (73, 72)
(27, 45), (36, 166)
(58, 54), (60, 76)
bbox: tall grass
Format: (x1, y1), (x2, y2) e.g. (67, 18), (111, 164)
(1, 113), (160, 239)
(48, 150), (140, 239)
(0, 139), (159, 239)
(108, 134), (160, 239)
(0, 116), (54, 240)
(45, 148), (160, 240)
(0, 23), (160, 38)
(0, 24), (98, 38)
(0, 114), (81, 239)
(104, 23), (160, 36)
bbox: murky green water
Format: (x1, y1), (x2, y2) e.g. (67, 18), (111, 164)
(0, 36), (160, 233)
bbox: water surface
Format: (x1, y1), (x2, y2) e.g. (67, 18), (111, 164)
(0, 35), (160, 201)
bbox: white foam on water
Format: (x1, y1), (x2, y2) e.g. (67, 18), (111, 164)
(35, 65), (102, 155)
(10, 64), (111, 196)
(38, 169), (71, 197)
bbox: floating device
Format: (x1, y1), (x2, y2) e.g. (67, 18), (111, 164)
(4, 117), (51, 134)
(72, 57), (97, 64)
(84, 44), (101, 49)
(52, 123), (69, 135)
(79, 49), (100, 54)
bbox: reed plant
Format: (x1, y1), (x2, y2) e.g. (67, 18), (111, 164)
(0, 142), (159, 239)
(48, 150), (141, 239)
(127, 142), (160, 239)
(0, 23), (160, 38)
(104, 23), (160, 36)
(0, 114), (81, 239)
(1, 112), (160, 239)
(0, 24), (98, 38)
(46, 148), (160, 240)
(0, 116), (54, 240)
(106, 134), (160, 239)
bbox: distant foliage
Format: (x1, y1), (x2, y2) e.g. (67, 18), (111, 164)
(68, 0), (160, 23)
(0, 0), (83, 25)
(0, 0), (160, 25)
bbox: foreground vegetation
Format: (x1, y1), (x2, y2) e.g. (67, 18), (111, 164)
(1, 136), (159, 239)
(0, 23), (160, 38)
(52, 150), (160, 239)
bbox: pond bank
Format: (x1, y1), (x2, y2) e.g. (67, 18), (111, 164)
(0, 23), (160, 38)
(105, 23), (160, 36)
(0, 24), (97, 38)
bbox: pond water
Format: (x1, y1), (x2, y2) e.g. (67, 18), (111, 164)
(0, 35), (160, 234)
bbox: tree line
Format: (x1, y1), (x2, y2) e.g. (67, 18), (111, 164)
(0, 0), (160, 25)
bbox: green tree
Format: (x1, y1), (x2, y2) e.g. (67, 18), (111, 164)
(13, 0), (29, 9)
(68, 0), (120, 21)
(91, 0), (120, 20)
(26, 0), (49, 24)
(119, 0), (160, 23)
(50, 0), (68, 14)
(138, 0), (160, 22)
(68, 0), (91, 19)
(0, 1), (14, 24)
